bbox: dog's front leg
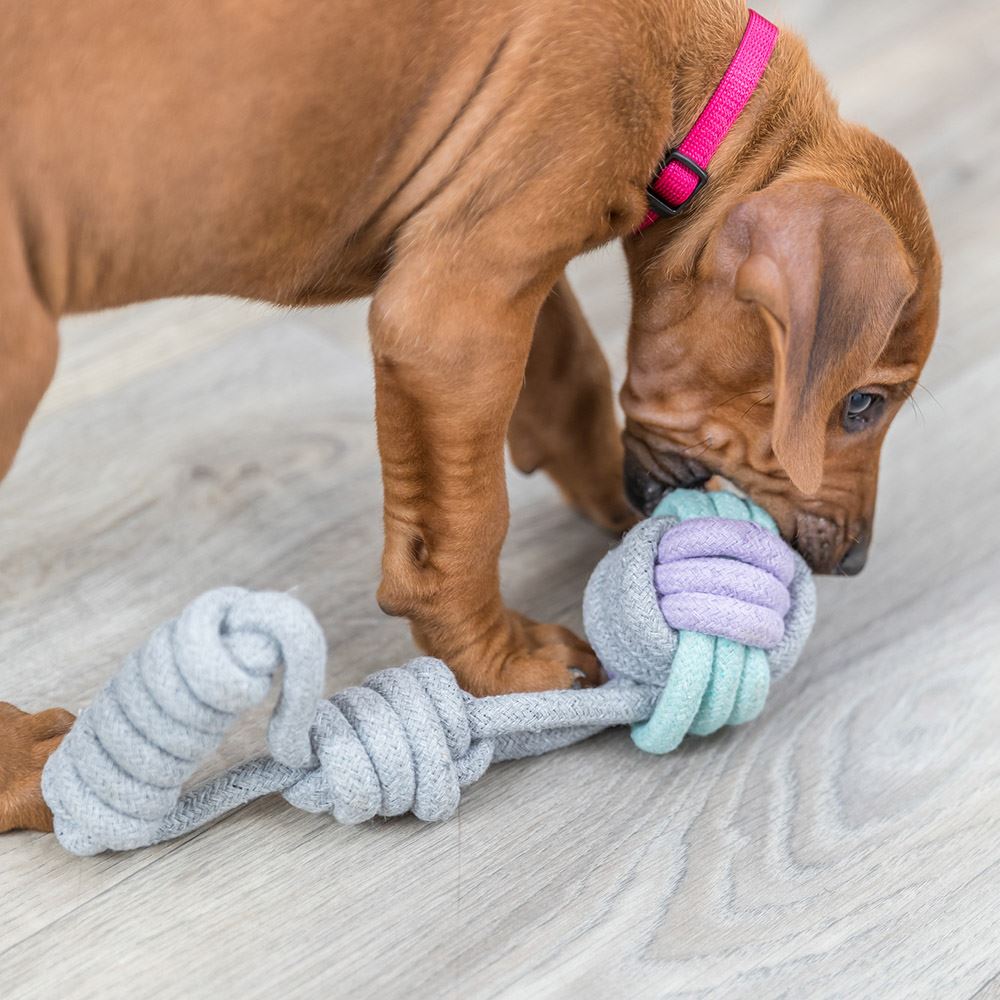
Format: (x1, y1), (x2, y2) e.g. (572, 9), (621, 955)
(370, 261), (602, 696)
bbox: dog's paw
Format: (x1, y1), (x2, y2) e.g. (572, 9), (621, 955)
(0, 702), (75, 833)
(451, 614), (605, 696)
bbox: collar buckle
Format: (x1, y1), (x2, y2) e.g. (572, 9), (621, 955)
(645, 150), (709, 218)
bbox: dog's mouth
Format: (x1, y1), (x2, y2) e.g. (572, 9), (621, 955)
(622, 441), (713, 516)
(623, 438), (869, 576)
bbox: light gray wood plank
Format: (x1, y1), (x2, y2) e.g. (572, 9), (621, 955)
(1, 0), (998, 996)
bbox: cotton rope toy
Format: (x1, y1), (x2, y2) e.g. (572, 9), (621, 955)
(41, 490), (816, 856)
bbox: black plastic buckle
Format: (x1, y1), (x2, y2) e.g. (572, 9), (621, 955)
(645, 150), (709, 218)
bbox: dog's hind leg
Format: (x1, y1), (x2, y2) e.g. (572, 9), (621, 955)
(0, 244), (59, 483)
(0, 704), (75, 833)
(508, 274), (635, 534)
(0, 258), (68, 834)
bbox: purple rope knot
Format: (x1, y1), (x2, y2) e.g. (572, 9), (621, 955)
(654, 518), (796, 649)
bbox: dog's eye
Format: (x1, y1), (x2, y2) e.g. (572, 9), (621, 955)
(847, 391), (876, 415)
(843, 390), (884, 431)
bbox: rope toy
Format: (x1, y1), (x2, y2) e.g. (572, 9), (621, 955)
(41, 490), (816, 855)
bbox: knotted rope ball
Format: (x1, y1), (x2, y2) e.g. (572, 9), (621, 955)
(42, 490), (816, 856)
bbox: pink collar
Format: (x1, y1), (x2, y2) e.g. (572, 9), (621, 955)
(638, 10), (779, 231)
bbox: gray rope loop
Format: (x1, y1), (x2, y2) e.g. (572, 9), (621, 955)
(41, 587), (327, 855)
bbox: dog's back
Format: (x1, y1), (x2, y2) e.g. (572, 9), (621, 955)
(1, 0), (655, 313)
(0, 0), (506, 309)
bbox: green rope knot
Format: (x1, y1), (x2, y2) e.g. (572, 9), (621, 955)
(630, 489), (789, 754)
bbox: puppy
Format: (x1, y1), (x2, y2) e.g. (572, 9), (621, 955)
(0, 0), (939, 832)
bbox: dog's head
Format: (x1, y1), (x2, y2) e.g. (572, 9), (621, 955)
(622, 128), (940, 574)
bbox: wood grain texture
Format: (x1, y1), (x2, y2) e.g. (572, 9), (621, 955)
(1, 1), (998, 996)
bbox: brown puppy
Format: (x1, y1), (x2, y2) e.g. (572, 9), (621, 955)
(0, 0), (939, 833)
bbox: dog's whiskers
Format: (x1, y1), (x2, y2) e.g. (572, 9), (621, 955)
(740, 392), (772, 419)
(915, 380), (944, 410)
(684, 436), (713, 460)
(715, 388), (764, 410)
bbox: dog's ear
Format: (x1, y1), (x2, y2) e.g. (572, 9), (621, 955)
(719, 181), (916, 495)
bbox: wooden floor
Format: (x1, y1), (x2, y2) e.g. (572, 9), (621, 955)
(2, 1), (999, 997)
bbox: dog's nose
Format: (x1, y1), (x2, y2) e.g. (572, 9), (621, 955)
(837, 537), (870, 576)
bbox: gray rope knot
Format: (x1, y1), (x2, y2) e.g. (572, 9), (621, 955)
(283, 658), (493, 824)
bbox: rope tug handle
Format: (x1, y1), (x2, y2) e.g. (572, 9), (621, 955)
(41, 589), (329, 855)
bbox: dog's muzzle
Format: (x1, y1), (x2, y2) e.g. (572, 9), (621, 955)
(623, 448), (712, 516)
(625, 448), (871, 576)
(794, 512), (870, 576)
